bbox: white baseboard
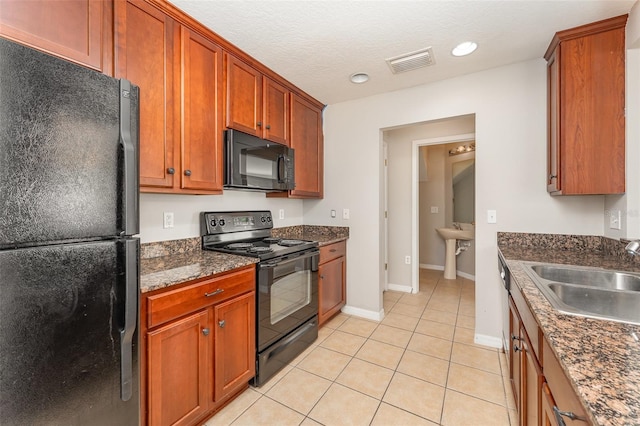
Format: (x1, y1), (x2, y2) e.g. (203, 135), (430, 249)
(457, 271), (476, 281)
(341, 305), (384, 322)
(474, 333), (503, 349)
(386, 283), (413, 293)
(419, 264), (475, 281)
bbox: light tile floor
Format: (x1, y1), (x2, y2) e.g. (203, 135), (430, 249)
(205, 268), (517, 426)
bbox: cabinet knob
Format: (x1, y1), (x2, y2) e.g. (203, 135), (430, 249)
(257, 121), (262, 127)
(549, 174), (557, 180)
(184, 169), (192, 176)
(265, 124), (271, 130)
(218, 320), (225, 328)
(320, 275), (324, 280)
(513, 345), (521, 353)
(511, 334), (520, 341)
(202, 328), (210, 336)
(167, 167), (175, 175)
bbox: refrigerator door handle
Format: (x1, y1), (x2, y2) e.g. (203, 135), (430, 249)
(119, 79), (139, 236)
(119, 239), (138, 401)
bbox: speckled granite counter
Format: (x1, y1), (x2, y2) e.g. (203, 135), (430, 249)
(140, 226), (348, 293)
(498, 233), (640, 426)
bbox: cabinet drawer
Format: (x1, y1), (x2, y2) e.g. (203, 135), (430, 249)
(542, 337), (590, 425)
(319, 241), (346, 264)
(146, 266), (255, 328)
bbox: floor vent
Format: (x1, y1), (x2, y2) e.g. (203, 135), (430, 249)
(386, 47), (435, 74)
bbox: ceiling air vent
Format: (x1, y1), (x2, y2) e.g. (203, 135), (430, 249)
(386, 47), (435, 74)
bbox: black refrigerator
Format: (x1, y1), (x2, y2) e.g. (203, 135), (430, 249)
(0, 38), (140, 425)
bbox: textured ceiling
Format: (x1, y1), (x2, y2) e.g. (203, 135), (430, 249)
(170, 0), (635, 105)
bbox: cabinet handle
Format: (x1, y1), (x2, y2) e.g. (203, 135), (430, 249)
(330, 249), (337, 253)
(184, 169), (192, 176)
(202, 328), (210, 336)
(549, 174), (557, 180)
(511, 334), (520, 341)
(553, 406), (586, 425)
(257, 121), (262, 127)
(320, 275), (324, 280)
(205, 288), (224, 297)
(167, 167), (175, 175)
(513, 344), (521, 353)
(218, 320), (225, 328)
(265, 124), (271, 129)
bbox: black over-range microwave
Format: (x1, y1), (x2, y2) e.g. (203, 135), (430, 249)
(224, 129), (295, 192)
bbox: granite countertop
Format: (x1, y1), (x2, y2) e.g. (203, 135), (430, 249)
(498, 234), (640, 426)
(140, 225), (349, 293)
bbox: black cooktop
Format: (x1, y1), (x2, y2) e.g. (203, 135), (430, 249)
(203, 236), (318, 261)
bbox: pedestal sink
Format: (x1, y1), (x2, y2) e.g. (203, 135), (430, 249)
(436, 226), (474, 279)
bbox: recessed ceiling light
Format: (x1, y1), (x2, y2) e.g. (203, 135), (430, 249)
(350, 73), (369, 84)
(452, 42), (478, 57)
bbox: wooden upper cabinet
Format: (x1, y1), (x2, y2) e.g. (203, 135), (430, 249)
(263, 77), (289, 145)
(545, 15), (627, 195)
(225, 53), (263, 137)
(0, 0), (112, 73)
(181, 26), (223, 192)
(116, 0), (178, 189)
(289, 93), (324, 198)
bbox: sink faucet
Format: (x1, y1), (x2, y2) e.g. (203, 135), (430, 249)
(626, 240), (640, 256)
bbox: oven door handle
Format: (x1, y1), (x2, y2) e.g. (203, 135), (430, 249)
(260, 250), (319, 269)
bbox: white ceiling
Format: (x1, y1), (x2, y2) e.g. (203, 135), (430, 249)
(171, 0), (635, 105)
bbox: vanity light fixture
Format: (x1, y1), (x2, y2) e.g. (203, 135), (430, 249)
(448, 143), (475, 156)
(452, 41), (478, 57)
(349, 72), (369, 84)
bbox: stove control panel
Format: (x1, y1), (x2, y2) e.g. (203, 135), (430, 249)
(200, 211), (273, 235)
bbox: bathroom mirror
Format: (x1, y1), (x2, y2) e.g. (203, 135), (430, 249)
(452, 159), (475, 223)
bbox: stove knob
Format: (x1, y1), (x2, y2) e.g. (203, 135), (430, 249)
(261, 217), (266, 223)
(267, 216), (271, 222)
(219, 219), (226, 226)
(210, 219), (217, 227)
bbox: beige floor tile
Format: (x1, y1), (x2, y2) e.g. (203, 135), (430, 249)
(383, 300), (396, 312)
(429, 294), (460, 306)
(380, 312), (419, 331)
(336, 358), (394, 399)
(371, 402), (438, 426)
(300, 417), (323, 426)
(504, 374), (517, 409)
(451, 342), (501, 374)
(457, 313), (475, 329)
(415, 319), (455, 341)
(231, 395), (305, 426)
(316, 324), (334, 344)
(265, 368), (332, 415)
(320, 330), (367, 356)
(297, 346), (352, 380)
(421, 308), (457, 325)
(338, 317), (379, 338)
(399, 292), (430, 307)
(509, 408), (519, 426)
(458, 301), (475, 316)
(441, 390), (510, 426)
(447, 363), (506, 406)
(323, 312), (350, 329)
(396, 350), (449, 386)
(369, 324), (412, 348)
(355, 339), (405, 370)
(432, 288), (460, 299)
(427, 300), (459, 314)
(308, 383), (380, 426)
(253, 364), (293, 394)
(407, 333), (452, 361)
(204, 387), (261, 425)
(383, 291), (403, 302)
(382, 373), (445, 423)
(453, 326), (475, 345)
(390, 302), (426, 318)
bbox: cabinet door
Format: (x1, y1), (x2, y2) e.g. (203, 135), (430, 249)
(225, 53), (262, 136)
(181, 26), (223, 192)
(289, 93), (323, 198)
(508, 298), (522, 415)
(148, 310), (211, 426)
(214, 292), (256, 402)
(547, 47), (560, 193)
(115, 0), (179, 189)
(0, 0), (110, 72)
(263, 77), (289, 145)
(318, 256), (346, 325)
(522, 334), (542, 426)
(541, 382), (559, 426)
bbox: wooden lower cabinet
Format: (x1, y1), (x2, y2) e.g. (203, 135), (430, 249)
(143, 266), (256, 426)
(318, 241), (346, 326)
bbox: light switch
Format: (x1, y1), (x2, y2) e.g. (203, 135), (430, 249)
(487, 210), (497, 224)
(431, 206), (439, 213)
(331, 209), (336, 218)
(279, 209), (285, 220)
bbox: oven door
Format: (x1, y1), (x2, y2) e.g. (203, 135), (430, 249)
(256, 249), (319, 352)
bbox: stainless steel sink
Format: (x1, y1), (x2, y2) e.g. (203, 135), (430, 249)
(522, 263), (640, 325)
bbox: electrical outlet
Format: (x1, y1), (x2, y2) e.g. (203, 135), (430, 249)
(279, 209), (285, 220)
(343, 208), (350, 220)
(609, 210), (621, 230)
(405, 256), (411, 265)
(163, 212), (174, 229)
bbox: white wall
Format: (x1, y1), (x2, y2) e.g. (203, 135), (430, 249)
(140, 191), (303, 243)
(303, 58), (606, 343)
